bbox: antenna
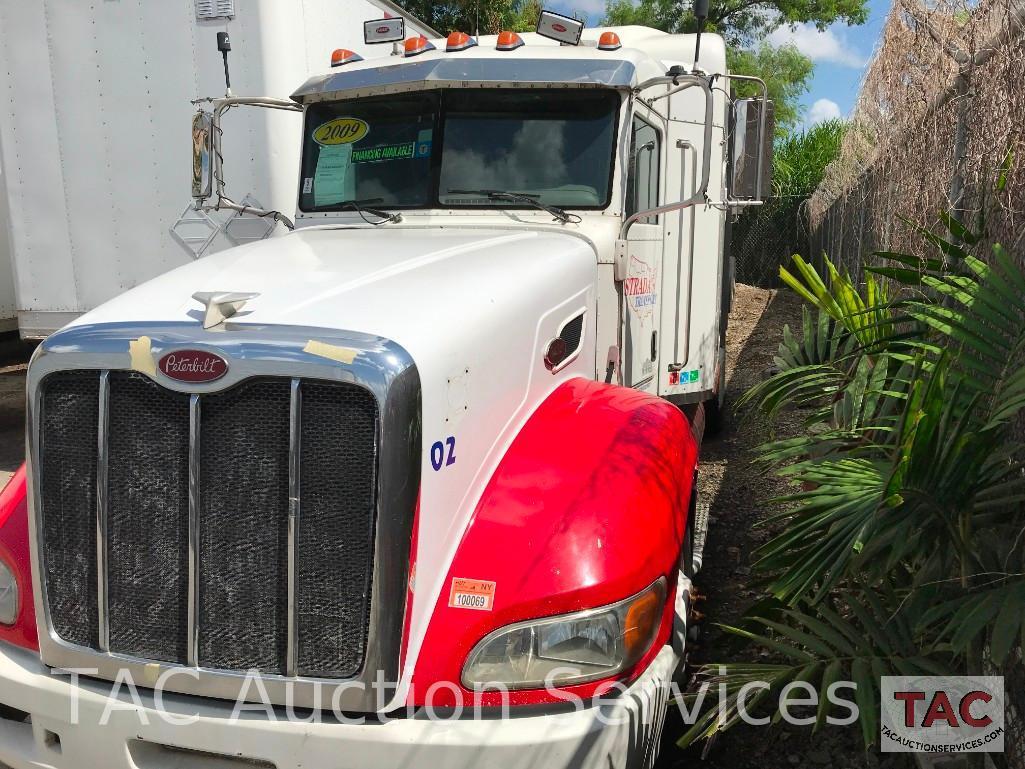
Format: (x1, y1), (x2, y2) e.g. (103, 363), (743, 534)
(217, 32), (232, 96)
(692, 0), (709, 71)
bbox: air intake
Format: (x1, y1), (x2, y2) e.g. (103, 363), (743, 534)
(196, 0), (235, 21)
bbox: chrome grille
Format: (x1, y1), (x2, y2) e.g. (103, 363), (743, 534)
(297, 381), (379, 678)
(107, 372), (190, 663)
(39, 371), (100, 649)
(38, 370), (380, 679)
(198, 378), (292, 674)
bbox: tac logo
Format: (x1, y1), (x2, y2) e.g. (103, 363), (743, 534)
(880, 676), (1004, 753)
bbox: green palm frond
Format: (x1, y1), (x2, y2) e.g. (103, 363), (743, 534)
(754, 457), (889, 604)
(737, 305), (857, 420)
(780, 255), (896, 350)
(678, 591), (954, 750)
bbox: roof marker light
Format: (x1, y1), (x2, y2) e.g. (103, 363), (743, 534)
(404, 35), (436, 57)
(598, 31), (622, 51)
(496, 31), (525, 51)
(330, 49), (364, 67)
(446, 31), (477, 52)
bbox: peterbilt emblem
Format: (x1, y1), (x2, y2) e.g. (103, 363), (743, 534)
(158, 350), (228, 383)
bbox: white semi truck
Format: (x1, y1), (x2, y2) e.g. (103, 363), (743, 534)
(0, 12), (771, 769)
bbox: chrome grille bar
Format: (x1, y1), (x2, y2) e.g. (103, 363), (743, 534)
(286, 378), (301, 678)
(187, 393), (201, 667)
(96, 370), (110, 652)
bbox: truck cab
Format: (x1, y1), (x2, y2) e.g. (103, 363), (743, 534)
(0, 18), (770, 769)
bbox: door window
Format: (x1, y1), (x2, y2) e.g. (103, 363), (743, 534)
(625, 115), (661, 224)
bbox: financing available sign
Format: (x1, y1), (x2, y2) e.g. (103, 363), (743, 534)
(880, 676), (1004, 753)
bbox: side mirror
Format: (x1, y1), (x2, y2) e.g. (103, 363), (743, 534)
(191, 111), (214, 202)
(730, 99), (774, 201)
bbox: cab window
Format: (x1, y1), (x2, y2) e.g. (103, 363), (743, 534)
(298, 89), (620, 213)
(625, 115), (661, 224)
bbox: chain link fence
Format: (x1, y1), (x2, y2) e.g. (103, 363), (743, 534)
(731, 196), (809, 288)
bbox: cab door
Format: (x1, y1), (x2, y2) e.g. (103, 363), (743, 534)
(620, 110), (665, 392)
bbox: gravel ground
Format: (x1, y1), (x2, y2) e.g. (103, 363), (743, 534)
(0, 332), (33, 485)
(657, 283), (910, 769)
(0, 361), (28, 487)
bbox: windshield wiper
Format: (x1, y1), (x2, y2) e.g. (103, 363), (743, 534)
(308, 198), (402, 224)
(338, 198), (403, 225)
(445, 189), (580, 224)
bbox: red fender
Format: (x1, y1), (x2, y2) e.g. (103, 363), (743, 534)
(409, 378), (698, 706)
(0, 465), (38, 651)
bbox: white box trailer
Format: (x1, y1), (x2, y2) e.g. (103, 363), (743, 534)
(0, 0), (434, 338)
(0, 162), (15, 333)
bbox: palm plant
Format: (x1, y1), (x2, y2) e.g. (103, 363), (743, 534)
(682, 153), (1025, 754)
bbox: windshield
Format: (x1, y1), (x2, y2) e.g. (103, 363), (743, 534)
(298, 89), (619, 213)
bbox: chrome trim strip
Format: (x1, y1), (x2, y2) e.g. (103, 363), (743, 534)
(286, 378), (301, 678)
(27, 321), (421, 712)
(95, 370), (110, 652)
(187, 393), (201, 668)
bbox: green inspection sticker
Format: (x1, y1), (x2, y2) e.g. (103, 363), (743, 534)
(351, 142), (415, 163)
(682, 369), (700, 383)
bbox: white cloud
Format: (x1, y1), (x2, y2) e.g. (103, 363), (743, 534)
(551, 0), (607, 20)
(807, 98), (842, 125)
(768, 23), (868, 68)
(570, 0), (609, 15)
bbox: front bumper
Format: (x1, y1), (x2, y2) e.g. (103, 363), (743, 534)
(0, 642), (678, 769)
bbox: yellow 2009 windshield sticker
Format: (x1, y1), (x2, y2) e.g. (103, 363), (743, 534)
(313, 117), (369, 146)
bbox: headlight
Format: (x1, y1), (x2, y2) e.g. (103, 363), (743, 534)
(0, 559), (18, 626)
(462, 578), (665, 690)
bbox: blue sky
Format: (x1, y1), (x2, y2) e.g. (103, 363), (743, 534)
(549, 0), (891, 126)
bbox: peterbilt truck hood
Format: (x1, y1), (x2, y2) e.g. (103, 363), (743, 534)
(74, 227), (596, 335)
(65, 225), (599, 705)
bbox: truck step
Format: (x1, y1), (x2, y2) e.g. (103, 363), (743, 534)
(691, 498), (711, 574)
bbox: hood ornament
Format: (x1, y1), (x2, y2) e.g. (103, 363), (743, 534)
(192, 291), (259, 329)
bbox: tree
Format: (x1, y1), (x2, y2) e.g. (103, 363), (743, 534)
(402, 0), (540, 34)
(602, 0), (865, 132)
(601, 0), (867, 47)
(727, 44), (814, 132)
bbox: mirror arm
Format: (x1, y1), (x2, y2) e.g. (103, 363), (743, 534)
(190, 95), (303, 229)
(620, 75), (714, 240)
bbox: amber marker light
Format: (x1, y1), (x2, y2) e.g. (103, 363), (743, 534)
(404, 36), (436, 57)
(598, 31), (623, 51)
(496, 31), (525, 51)
(446, 31), (477, 52)
(330, 49), (364, 67)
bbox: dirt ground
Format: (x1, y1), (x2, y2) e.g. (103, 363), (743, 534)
(657, 284), (909, 769)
